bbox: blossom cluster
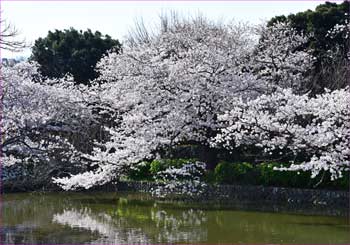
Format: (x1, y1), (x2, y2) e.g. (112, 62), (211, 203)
(151, 162), (207, 197)
(2, 62), (95, 180)
(252, 22), (314, 92)
(212, 88), (350, 180)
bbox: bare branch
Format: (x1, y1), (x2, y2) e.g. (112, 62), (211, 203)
(0, 18), (27, 52)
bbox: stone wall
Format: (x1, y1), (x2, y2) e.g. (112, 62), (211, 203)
(112, 181), (349, 216)
(3, 178), (348, 216)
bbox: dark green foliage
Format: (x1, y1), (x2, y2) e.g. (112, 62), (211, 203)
(213, 161), (234, 184)
(315, 171), (350, 190)
(127, 158), (198, 181)
(268, 1), (349, 54)
(203, 170), (216, 184)
(214, 161), (256, 184)
(149, 160), (163, 175)
(149, 158), (198, 174)
(257, 162), (349, 190)
(214, 161), (349, 190)
(257, 162), (312, 188)
(30, 28), (121, 84)
(163, 144), (219, 170)
(127, 158), (348, 190)
(127, 162), (153, 181)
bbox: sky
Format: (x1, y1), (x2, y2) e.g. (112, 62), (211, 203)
(0, 0), (342, 59)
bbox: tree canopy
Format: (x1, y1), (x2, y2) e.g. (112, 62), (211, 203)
(30, 28), (122, 84)
(268, 1), (348, 53)
(4, 14), (349, 193)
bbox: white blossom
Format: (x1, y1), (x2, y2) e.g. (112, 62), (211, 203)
(213, 88), (350, 180)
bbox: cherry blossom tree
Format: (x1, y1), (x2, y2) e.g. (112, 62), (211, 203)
(317, 18), (350, 91)
(151, 161), (207, 197)
(53, 16), (268, 190)
(250, 22), (314, 93)
(7, 16), (342, 192)
(52, 17), (327, 191)
(212, 87), (350, 180)
(211, 21), (348, 181)
(2, 62), (96, 184)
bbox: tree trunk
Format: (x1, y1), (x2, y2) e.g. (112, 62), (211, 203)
(198, 145), (218, 170)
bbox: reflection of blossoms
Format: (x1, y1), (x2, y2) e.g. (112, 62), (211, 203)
(53, 208), (150, 244)
(152, 208), (207, 227)
(151, 208), (207, 243)
(52, 205), (208, 244)
(151, 162), (207, 197)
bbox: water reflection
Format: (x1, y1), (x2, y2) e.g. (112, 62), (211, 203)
(150, 206), (207, 242)
(53, 203), (208, 243)
(53, 208), (150, 244)
(2, 192), (349, 244)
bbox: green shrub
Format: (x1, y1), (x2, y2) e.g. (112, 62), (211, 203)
(214, 161), (234, 184)
(128, 158), (349, 190)
(203, 170), (216, 184)
(313, 171), (350, 190)
(150, 158), (198, 175)
(233, 162), (255, 183)
(128, 158), (200, 181)
(214, 161), (348, 190)
(127, 161), (152, 181)
(257, 162), (313, 188)
(214, 161), (256, 184)
(149, 160), (163, 175)
(332, 173), (349, 189)
(257, 162), (349, 190)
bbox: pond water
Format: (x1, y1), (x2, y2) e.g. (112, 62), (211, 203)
(1, 192), (349, 244)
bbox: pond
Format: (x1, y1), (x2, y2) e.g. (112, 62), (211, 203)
(2, 192), (349, 244)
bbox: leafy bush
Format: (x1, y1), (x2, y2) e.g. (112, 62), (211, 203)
(127, 162), (152, 181)
(149, 160), (162, 175)
(214, 161), (256, 184)
(257, 162), (311, 188)
(258, 162), (349, 190)
(203, 171), (216, 184)
(214, 161), (234, 184)
(213, 161), (349, 190)
(128, 158), (199, 181)
(128, 158), (349, 190)
(151, 162), (207, 197)
(315, 171), (349, 190)
(150, 158), (198, 175)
